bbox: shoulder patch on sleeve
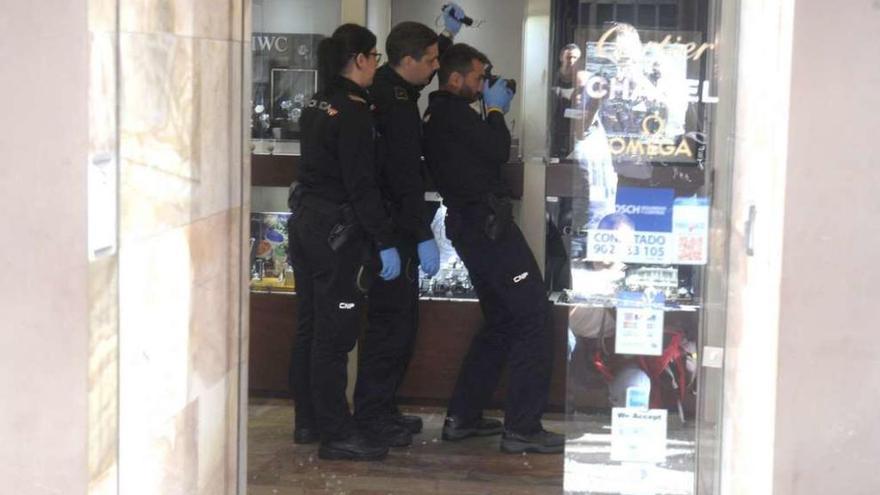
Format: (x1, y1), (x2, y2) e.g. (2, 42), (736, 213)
(348, 94), (367, 104)
(394, 86), (409, 101)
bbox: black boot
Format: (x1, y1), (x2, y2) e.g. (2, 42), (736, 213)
(441, 416), (503, 441)
(318, 432), (389, 461)
(391, 412), (423, 434)
(361, 420), (413, 447)
(293, 426), (320, 445)
(500, 428), (565, 454)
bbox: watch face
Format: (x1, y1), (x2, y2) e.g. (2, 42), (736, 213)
(289, 35), (321, 67)
(271, 68), (318, 133)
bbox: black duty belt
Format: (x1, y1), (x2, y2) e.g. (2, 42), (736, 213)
(442, 196), (487, 209)
(443, 193), (511, 209)
(445, 194), (514, 241)
(300, 194), (345, 220)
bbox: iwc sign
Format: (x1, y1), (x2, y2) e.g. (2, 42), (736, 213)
(251, 33), (323, 140)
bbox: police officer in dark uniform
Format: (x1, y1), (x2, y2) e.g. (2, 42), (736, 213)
(422, 43), (565, 454)
(287, 23), (401, 461)
(352, 5), (467, 448)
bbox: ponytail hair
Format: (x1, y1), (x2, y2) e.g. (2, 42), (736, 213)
(318, 23), (377, 90)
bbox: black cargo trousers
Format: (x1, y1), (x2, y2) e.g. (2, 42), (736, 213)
(353, 239), (420, 424)
(287, 205), (368, 441)
(444, 204), (555, 434)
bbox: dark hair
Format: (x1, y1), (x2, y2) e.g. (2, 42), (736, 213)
(438, 43), (489, 85)
(318, 24), (377, 89)
(386, 22), (439, 67)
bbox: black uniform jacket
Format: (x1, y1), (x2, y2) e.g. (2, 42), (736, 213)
(298, 76), (395, 248)
(422, 90), (512, 207)
(369, 34), (453, 244)
(370, 65), (433, 243)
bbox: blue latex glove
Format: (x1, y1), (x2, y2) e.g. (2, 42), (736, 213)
(482, 78), (514, 114)
(417, 239), (440, 277)
(442, 2), (466, 35)
(379, 247), (401, 281)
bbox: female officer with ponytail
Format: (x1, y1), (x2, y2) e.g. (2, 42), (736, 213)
(287, 23), (399, 461)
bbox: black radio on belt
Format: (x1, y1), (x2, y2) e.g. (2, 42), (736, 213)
(287, 180), (305, 211)
(327, 203), (362, 252)
(484, 194), (513, 241)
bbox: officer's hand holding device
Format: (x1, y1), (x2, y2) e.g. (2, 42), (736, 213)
(485, 64), (517, 97)
(482, 78), (515, 114)
(441, 3), (470, 35)
(379, 247), (402, 281)
(417, 239), (441, 277)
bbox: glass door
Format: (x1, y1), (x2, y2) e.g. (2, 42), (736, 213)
(541, 0), (737, 493)
(244, 0), (738, 493)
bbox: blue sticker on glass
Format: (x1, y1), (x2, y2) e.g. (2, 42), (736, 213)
(614, 187), (675, 232)
(626, 386), (650, 409)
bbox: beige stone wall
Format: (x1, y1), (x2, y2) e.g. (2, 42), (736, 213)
(719, 0), (796, 493)
(0, 1), (91, 493)
(0, 3), (254, 494)
(114, 1), (248, 494)
(772, 1), (880, 494)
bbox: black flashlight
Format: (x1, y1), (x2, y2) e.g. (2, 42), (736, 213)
(442, 3), (474, 26)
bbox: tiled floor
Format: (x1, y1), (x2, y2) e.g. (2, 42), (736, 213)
(247, 399), (565, 495)
(563, 411), (696, 495)
(246, 400), (697, 495)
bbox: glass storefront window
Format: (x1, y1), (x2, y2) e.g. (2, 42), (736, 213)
(545, 1), (735, 493)
(248, 0), (342, 293)
(247, 1), (738, 493)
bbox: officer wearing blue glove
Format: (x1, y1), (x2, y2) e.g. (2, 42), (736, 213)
(352, 16), (464, 448)
(287, 24), (399, 462)
(417, 239), (440, 275)
(422, 44), (564, 455)
(379, 247), (401, 280)
(483, 78), (514, 114)
(441, 2), (467, 36)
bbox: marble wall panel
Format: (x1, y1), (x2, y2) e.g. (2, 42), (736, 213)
(88, 255), (119, 493)
(120, 398), (199, 494)
(230, 44), (244, 208)
(119, 211), (245, 491)
(120, 0), (244, 41)
(197, 375), (231, 494)
(120, 225), (193, 426)
(226, 207), (245, 369)
(192, 38), (241, 216)
(89, 0), (117, 33)
(157, 399), (200, 495)
(120, 211), (238, 399)
(89, 32), (117, 155)
(88, 465), (119, 495)
(120, 33), (194, 178)
(114, 2), (247, 493)
(188, 209), (233, 285)
(225, 365), (242, 495)
(88, 3), (120, 495)
(189, 272), (233, 399)
(120, 33), (244, 240)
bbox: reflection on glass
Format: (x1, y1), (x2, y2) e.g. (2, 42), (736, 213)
(550, 11), (722, 493)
